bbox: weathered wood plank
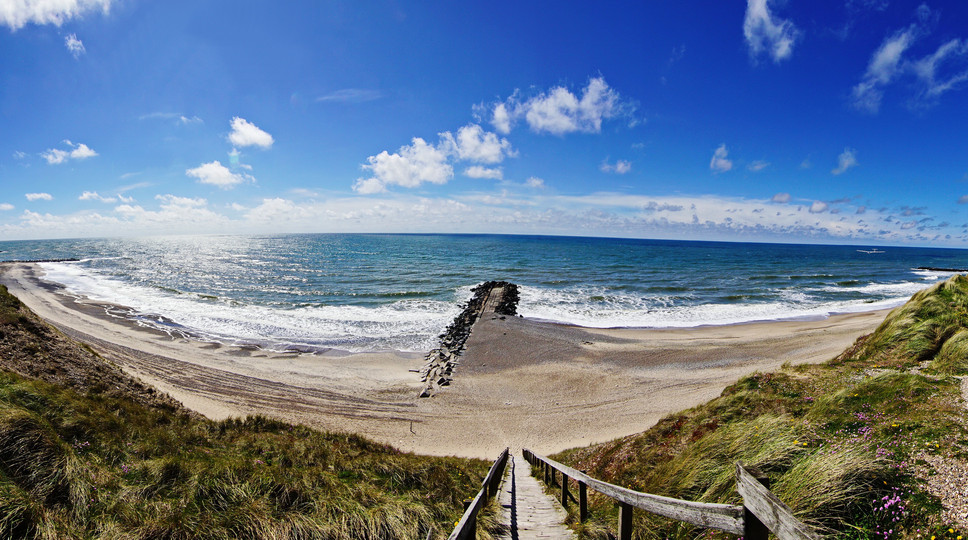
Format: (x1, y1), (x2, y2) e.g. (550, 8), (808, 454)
(525, 449), (745, 535)
(735, 463), (821, 540)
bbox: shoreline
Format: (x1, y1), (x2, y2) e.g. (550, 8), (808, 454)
(32, 258), (907, 354)
(0, 262), (893, 459)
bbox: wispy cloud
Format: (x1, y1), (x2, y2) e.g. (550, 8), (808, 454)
(851, 5), (968, 112)
(139, 112), (203, 125)
(831, 148), (858, 175)
(910, 38), (968, 105)
(600, 159), (632, 174)
(79, 191), (116, 203)
(315, 89), (383, 103)
(25, 193), (53, 201)
(772, 192), (791, 203)
(852, 26), (918, 112)
(743, 0), (799, 63)
(709, 144), (733, 173)
(748, 160), (770, 172)
(64, 33), (85, 57)
(525, 177), (546, 189)
(464, 166), (503, 180)
(0, 0), (112, 30)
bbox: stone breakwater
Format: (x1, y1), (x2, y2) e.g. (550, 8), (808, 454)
(417, 281), (520, 397)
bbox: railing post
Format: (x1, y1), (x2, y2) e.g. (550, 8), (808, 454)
(561, 473), (569, 507)
(618, 501), (633, 540)
(579, 470), (588, 522)
(544, 462), (550, 485)
(741, 465), (769, 540)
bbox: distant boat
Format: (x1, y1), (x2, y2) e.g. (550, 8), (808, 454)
(857, 249), (885, 254)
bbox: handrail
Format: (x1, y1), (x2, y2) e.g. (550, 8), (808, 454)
(523, 449), (744, 535)
(523, 449), (820, 540)
(447, 447), (510, 540)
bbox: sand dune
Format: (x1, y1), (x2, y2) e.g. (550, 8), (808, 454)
(0, 262), (889, 459)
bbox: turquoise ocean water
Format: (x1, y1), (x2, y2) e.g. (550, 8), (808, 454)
(1, 234), (966, 353)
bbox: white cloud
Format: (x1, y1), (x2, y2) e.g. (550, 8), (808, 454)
(771, 192), (791, 203)
(490, 78), (633, 136)
(464, 166), (503, 180)
(139, 112), (203, 125)
(315, 89), (382, 103)
(0, 0), (112, 30)
(41, 148), (68, 164)
(492, 103), (511, 134)
(743, 0), (799, 63)
(809, 201), (829, 213)
(228, 117), (274, 149)
(64, 33), (85, 57)
(910, 39), (968, 102)
(25, 193), (52, 201)
(12, 151), (26, 160)
(186, 160), (251, 189)
(831, 148), (858, 175)
(852, 27), (917, 112)
(354, 137), (452, 194)
(440, 124), (514, 164)
(79, 191), (116, 203)
(600, 159), (632, 174)
(748, 160), (769, 172)
(526, 177), (546, 189)
(709, 144), (733, 173)
(0, 203), (14, 211)
(41, 140), (97, 164)
(0, 188), (953, 244)
(70, 143), (97, 159)
(851, 6), (968, 112)
(523, 77), (624, 135)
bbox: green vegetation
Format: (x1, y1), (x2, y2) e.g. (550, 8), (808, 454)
(0, 284), (490, 539)
(554, 276), (968, 539)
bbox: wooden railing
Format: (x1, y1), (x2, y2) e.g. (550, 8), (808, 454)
(446, 447), (510, 540)
(523, 449), (820, 540)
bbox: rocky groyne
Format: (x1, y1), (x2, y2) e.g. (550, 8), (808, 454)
(418, 281), (520, 397)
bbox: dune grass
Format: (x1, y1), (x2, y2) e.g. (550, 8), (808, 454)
(0, 371), (493, 539)
(553, 275), (968, 539)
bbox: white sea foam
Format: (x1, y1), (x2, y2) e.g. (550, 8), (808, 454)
(516, 279), (933, 329)
(40, 262), (460, 352)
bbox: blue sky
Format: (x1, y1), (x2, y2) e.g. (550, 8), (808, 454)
(2, 1), (968, 245)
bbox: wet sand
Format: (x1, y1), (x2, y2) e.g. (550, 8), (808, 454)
(0, 262), (891, 459)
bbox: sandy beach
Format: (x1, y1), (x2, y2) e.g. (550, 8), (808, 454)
(0, 262), (891, 459)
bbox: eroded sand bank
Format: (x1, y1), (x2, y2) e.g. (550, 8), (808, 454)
(0, 262), (889, 459)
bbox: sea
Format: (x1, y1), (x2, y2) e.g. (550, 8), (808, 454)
(1, 234), (966, 354)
